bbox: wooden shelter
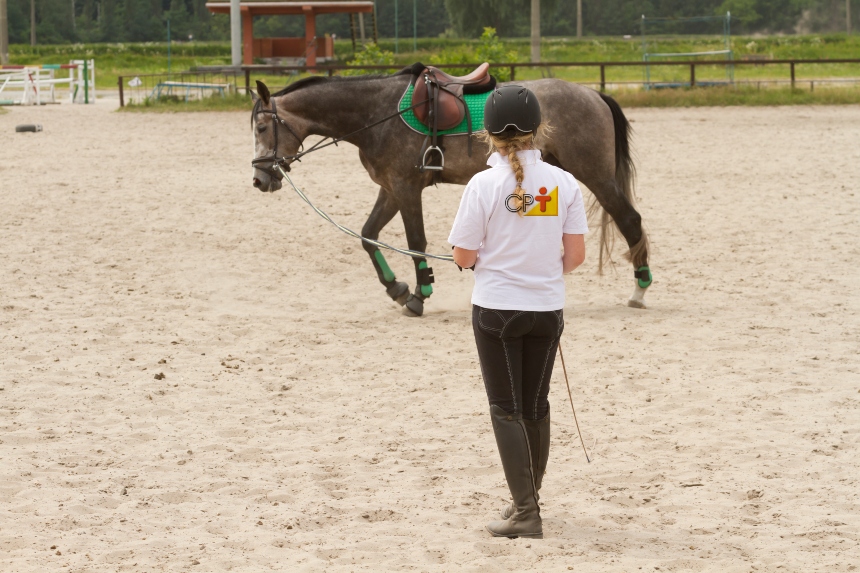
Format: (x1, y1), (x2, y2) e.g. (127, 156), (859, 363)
(205, 1), (376, 67)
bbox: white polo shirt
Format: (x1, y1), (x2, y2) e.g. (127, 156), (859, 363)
(448, 149), (588, 312)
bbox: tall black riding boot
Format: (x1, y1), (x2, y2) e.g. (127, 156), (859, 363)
(501, 405), (549, 520)
(485, 405), (543, 539)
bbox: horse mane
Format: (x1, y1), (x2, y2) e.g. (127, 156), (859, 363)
(252, 66), (415, 121)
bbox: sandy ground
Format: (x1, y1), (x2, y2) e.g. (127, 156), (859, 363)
(1, 99), (858, 573)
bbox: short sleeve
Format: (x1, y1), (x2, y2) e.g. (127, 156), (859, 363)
(563, 175), (589, 235)
(448, 180), (487, 250)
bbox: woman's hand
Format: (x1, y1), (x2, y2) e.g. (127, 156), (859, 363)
(562, 234), (585, 274)
(453, 246), (478, 270)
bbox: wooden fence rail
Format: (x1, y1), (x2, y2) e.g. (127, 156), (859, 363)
(119, 58), (860, 107)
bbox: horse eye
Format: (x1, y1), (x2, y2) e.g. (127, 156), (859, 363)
(257, 125), (267, 133)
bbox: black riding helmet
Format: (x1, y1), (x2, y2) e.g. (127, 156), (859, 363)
(483, 85), (541, 135)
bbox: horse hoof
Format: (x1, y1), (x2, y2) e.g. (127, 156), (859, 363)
(386, 281), (410, 306)
(403, 294), (424, 317)
(627, 298), (647, 309)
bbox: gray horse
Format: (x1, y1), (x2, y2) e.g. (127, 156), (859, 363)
(251, 68), (650, 316)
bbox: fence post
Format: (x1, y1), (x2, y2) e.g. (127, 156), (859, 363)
(244, 68), (250, 95)
(510, 65), (516, 81)
(118, 76), (124, 107)
(600, 64), (605, 93)
(790, 62), (795, 89)
(690, 63), (696, 87)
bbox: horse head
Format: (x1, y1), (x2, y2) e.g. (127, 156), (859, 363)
(251, 80), (305, 192)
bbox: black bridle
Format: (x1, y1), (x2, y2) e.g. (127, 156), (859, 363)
(250, 94), (431, 177)
(251, 97), (303, 178)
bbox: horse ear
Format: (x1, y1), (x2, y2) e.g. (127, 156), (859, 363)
(250, 89), (259, 103)
(256, 80), (270, 105)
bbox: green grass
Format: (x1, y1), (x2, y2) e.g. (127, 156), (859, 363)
(9, 35), (860, 109)
(8, 43), (234, 90)
(9, 34), (860, 92)
(120, 92), (254, 112)
(384, 33), (860, 84)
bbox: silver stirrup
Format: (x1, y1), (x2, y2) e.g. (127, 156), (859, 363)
(420, 146), (444, 172)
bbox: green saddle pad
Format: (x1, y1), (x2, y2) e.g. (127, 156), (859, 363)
(399, 83), (490, 136)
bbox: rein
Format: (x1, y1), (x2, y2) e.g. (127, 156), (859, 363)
(273, 162), (454, 262)
(251, 95), (430, 175)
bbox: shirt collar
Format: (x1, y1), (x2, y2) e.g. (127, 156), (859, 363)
(487, 149), (542, 168)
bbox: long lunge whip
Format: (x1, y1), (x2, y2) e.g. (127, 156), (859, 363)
(558, 341), (591, 463)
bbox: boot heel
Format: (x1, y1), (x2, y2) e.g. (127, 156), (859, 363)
(486, 526), (544, 539)
(519, 532), (543, 539)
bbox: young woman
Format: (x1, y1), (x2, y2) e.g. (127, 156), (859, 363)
(448, 85), (588, 539)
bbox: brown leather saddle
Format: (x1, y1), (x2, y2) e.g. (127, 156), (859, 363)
(408, 62), (495, 171)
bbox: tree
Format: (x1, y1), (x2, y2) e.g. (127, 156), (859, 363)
(445, 0), (529, 37)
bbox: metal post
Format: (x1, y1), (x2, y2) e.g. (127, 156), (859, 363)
(600, 64), (605, 92)
(244, 68), (250, 95)
(358, 12), (365, 41)
(510, 64), (515, 81)
(167, 19), (171, 76)
(530, 0), (540, 63)
(30, 0), (35, 45)
(790, 61), (795, 89)
(848, 0), (852, 35)
(0, 0), (8, 65)
(118, 75), (124, 107)
(641, 15), (648, 88)
(413, 0), (416, 53)
(230, 0), (241, 67)
(394, 0), (398, 54)
(690, 63), (695, 87)
(577, 0), (582, 38)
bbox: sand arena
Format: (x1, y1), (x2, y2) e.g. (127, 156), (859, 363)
(1, 101), (858, 571)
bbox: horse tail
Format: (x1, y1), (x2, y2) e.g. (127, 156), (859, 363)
(591, 91), (648, 272)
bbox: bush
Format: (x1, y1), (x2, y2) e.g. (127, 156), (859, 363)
(344, 43), (396, 75)
(428, 28), (517, 81)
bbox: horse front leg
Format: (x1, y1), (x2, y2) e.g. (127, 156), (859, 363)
(361, 187), (410, 306)
(589, 179), (651, 309)
(397, 190), (434, 317)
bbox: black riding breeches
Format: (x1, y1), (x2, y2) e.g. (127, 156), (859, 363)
(472, 305), (564, 420)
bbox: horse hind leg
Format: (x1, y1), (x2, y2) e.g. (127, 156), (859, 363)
(362, 187), (410, 306)
(588, 178), (651, 309)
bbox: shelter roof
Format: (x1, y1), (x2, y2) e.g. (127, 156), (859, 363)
(205, 1), (374, 15)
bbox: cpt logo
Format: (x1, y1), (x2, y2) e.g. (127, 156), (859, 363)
(505, 186), (558, 216)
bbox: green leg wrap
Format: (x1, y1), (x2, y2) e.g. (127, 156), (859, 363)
(418, 261), (434, 297)
(374, 250), (396, 283)
(635, 265), (653, 289)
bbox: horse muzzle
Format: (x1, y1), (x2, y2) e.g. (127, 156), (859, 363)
(253, 176), (283, 193)
(252, 161), (287, 192)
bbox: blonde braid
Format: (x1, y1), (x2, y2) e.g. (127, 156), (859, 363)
(482, 131), (537, 216)
(506, 137), (530, 216)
